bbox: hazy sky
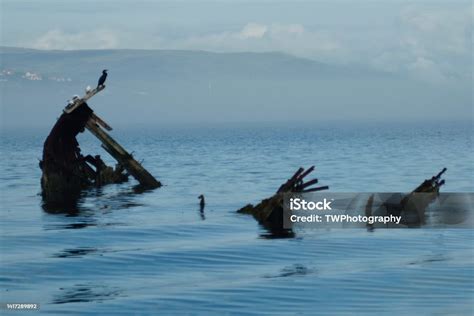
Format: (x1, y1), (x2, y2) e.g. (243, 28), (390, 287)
(0, 0), (472, 129)
(1, 0), (472, 82)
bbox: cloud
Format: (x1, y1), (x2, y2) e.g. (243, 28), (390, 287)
(400, 6), (471, 55)
(23, 5), (470, 85)
(165, 23), (341, 61)
(407, 57), (448, 83)
(31, 29), (119, 50)
(371, 4), (471, 83)
(238, 23), (268, 39)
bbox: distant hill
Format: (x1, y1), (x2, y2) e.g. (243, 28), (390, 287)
(0, 47), (470, 128)
(0, 46), (380, 82)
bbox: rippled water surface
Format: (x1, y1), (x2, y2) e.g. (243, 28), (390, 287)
(1, 122), (473, 315)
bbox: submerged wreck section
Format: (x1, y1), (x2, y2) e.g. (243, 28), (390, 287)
(40, 85), (161, 206)
(370, 168), (447, 227)
(239, 166), (448, 235)
(238, 166), (328, 235)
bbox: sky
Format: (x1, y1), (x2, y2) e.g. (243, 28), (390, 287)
(0, 0), (472, 129)
(1, 0), (472, 83)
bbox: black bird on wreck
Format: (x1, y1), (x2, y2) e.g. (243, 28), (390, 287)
(97, 69), (108, 88)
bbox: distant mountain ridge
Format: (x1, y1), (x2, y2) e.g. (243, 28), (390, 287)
(0, 46), (470, 128)
(0, 46), (383, 83)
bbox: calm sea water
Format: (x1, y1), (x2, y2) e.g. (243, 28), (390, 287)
(1, 122), (473, 315)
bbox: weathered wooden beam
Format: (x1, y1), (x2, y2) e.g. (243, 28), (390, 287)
(85, 119), (161, 189)
(300, 186), (329, 193)
(277, 167), (305, 193)
(91, 113), (112, 131)
(64, 85), (105, 114)
(434, 168), (447, 180)
(411, 168), (447, 193)
(297, 178), (319, 190)
(289, 167), (305, 183)
(296, 165), (315, 183)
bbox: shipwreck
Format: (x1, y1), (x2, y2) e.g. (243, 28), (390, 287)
(238, 166), (447, 235)
(238, 166), (328, 236)
(367, 168), (447, 228)
(40, 85), (161, 208)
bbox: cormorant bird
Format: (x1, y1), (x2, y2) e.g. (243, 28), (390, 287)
(97, 69), (108, 88)
(198, 194), (205, 209)
(198, 195), (205, 220)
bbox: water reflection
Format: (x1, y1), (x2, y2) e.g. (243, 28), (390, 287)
(52, 284), (124, 304)
(49, 222), (97, 230)
(259, 227), (295, 239)
(52, 247), (100, 258)
(42, 185), (145, 231)
(408, 254), (448, 266)
(263, 264), (315, 278)
(42, 186), (145, 214)
(199, 207), (206, 220)
(132, 184), (157, 194)
(41, 198), (83, 215)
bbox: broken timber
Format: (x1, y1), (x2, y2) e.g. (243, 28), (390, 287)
(85, 119), (161, 188)
(77, 86), (161, 189)
(64, 85), (105, 113)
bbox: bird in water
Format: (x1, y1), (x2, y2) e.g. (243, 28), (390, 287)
(198, 194), (205, 209)
(97, 69), (108, 88)
(198, 195), (205, 220)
